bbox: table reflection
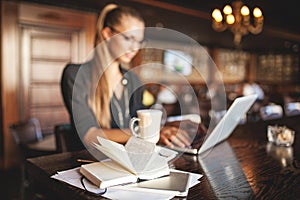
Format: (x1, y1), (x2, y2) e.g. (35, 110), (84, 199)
(198, 141), (254, 199)
(266, 142), (294, 168)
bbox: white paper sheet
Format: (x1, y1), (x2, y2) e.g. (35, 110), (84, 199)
(51, 167), (202, 200)
(51, 167), (106, 194)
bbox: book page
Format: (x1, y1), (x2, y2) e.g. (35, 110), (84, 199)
(125, 137), (156, 153)
(126, 152), (152, 173)
(93, 142), (135, 174)
(138, 152), (169, 179)
(95, 136), (170, 179)
(97, 136), (127, 152)
(125, 137), (157, 173)
(125, 137), (169, 179)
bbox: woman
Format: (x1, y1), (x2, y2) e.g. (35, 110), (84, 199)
(61, 4), (190, 150)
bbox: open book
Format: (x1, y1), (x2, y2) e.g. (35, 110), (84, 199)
(80, 137), (178, 189)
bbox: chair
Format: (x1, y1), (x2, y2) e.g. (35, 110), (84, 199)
(54, 123), (85, 152)
(260, 104), (283, 120)
(9, 118), (57, 199)
(284, 102), (300, 116)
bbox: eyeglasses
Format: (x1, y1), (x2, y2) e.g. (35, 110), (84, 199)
(80, 176), (107, 196)
(109, 26), (145, 47)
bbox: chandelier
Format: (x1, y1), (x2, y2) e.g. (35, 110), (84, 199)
(211, 0), (263, 46)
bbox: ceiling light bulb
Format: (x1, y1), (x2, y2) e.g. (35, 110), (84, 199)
(223, 5), (232, 15)
(212, 9), (223, 22)
(241, 5), (250, 16)
(253, 7), (262, 18)
(226, 14), (235, 24)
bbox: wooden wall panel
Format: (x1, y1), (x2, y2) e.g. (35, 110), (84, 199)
(31, 36), (71, 59)
(31, 61), (67, 83)
(1, 1), (97, 169)
(30, 86), (63, 106)
(31, 108), (70, 133)
(21, 27), (75, 127)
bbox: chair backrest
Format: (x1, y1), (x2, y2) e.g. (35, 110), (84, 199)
(285, 102), (300, 116)
(260, 104), (283, 120)
(9, 117), (58, 160)
(9, 118), (43, 145)
(54, 124), (85, 152)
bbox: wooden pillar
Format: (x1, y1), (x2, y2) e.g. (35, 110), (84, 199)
(248, 53), (257, 82)
(1, 1), (20, 169)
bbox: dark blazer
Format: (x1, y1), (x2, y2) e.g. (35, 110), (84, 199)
(60, 62), (145, 150)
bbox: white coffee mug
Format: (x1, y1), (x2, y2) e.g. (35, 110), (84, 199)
(129, 109), (162, 143)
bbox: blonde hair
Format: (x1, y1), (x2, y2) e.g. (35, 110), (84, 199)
(90, 4), (144, 128)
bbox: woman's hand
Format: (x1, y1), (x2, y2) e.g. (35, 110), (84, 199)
(159, 125), (192, 148)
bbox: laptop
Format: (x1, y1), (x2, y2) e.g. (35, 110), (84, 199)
(168, 94), (257, 155)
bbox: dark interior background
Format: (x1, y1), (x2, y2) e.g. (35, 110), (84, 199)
(22, 0), (300, 52)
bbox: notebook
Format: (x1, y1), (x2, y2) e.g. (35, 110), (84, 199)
(169, 94), (257, 155)
(135, 171), (190, 193)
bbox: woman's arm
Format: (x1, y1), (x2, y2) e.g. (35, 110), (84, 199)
(84, 125), (192, 149)
(83, 127), (131, 147)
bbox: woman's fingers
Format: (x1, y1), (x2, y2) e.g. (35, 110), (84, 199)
(176, 129), (192, 146)
(169, 134), (186, 148)
(159, 135), (175, 148)
(160, 126), (192, 148)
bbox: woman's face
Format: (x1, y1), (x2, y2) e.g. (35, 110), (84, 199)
(103, 16), (145, 64)
(106, 15), (145, 64)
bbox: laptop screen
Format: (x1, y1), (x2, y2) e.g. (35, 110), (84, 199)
(165, 94), (257, 155)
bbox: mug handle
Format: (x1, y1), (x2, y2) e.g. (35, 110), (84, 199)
(129, 117), (140, 137)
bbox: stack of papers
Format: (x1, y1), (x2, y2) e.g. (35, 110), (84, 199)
(52, 167), (202, 200)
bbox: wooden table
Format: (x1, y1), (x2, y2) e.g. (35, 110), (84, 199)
(26, 116), (300, 199)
